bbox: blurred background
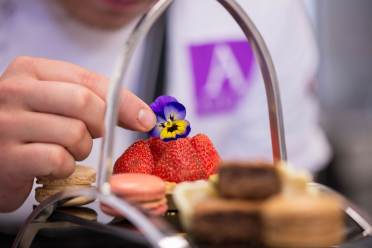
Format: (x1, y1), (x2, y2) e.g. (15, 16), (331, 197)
(305, 0), (372, 214)
(0, 2), (370, 247)
(0, 0), (371, 230)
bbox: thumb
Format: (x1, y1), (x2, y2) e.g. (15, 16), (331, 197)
(117, 89), (156, 132)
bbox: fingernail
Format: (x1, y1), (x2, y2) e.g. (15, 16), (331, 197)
(138, 108), (156, 130)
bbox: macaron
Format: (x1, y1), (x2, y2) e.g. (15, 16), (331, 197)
(102, 173), (168, 217)
(35, 165), (96, 207)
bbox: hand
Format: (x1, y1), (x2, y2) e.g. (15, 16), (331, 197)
(0, 56), (156, 212)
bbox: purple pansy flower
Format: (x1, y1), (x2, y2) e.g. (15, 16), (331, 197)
(149, 96), (191, 141)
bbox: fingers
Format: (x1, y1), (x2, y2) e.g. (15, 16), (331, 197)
(24, 80), (105, 137)
(118, 89), (156, 131)
(0, 111), (93, 161)
(5, 57), (156, 131)
(14, 143), (76, 179)
(26, 80), (155, 133)
(5, 56), (108, 99)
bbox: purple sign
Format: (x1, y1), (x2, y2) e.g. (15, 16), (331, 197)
(189, 40), (255, 116)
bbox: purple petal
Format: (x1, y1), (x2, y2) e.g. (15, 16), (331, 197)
(164, 102), (186, 121)
(149, 124), (162, 138)
(150, 96), (178, 117)
(156, 115), (166, 124)
(149, 116), (166, 138)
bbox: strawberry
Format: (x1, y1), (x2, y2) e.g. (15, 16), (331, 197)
(113, 140), (154, 174)
(148, 137), (167, 164)
(152, 138), (208, 183)
(191, 134), (220, 176)
(113, 134), (220, 183)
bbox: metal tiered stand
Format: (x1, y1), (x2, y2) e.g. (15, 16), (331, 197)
(12, 0), (372, 247)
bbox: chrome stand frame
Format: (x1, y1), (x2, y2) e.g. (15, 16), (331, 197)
(12, 0), (372, 247)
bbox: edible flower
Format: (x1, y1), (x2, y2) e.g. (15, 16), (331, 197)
(149, 96), (191, 141)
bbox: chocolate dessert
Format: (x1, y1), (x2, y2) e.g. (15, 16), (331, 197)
(218, 161), (281, 200)
(191, 198), (262, 246)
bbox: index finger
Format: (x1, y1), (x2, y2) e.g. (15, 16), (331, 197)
(6, 56), (156, 132)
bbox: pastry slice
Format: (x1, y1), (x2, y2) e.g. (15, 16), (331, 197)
(263, 193), (344, 247)
(218, 161), (281, 200)
(191, 198), (263, 246)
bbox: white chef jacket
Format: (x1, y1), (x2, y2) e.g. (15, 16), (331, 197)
(0, 0), (330, 230)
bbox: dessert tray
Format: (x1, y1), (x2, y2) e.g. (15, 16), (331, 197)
(11, 0), (372, 247)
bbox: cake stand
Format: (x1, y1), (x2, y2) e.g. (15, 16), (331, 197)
(12, 0), (372, 247)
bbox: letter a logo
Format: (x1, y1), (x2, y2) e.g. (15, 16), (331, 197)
(190, 40), (255, 116)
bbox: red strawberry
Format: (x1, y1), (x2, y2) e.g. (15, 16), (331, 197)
(191, 134), (220, 176)
(113, 140), (154, 174)
(148, 137), (167, 164)
(152, 138), (208, 183)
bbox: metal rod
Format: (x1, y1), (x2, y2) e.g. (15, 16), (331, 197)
(97, 0), (173, 189)
(217, 0), (287, 162)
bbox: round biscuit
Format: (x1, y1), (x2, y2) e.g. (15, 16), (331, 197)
(36, 165), (96, 186)
(35, 185), (95, 206)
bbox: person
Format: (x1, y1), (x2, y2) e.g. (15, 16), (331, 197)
(0, 0), (330, 229)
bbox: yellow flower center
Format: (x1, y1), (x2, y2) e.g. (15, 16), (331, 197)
(165, 121), (173, 128)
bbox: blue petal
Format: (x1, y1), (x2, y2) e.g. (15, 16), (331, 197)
(164, 102), (186, 121)
(149, 124), (163, 138)
(149, 116), (166, 138)
(156, 115), (166, 124)
(150, 96), (178, 118)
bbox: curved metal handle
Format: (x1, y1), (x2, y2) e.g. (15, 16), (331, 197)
(97, 0), (287, 189)
(217, 0), (287, 163)
(12, 188), (190, 248)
